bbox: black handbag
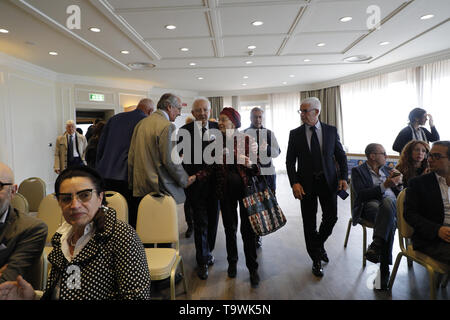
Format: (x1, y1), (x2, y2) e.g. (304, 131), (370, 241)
(242, 175), (287, 236)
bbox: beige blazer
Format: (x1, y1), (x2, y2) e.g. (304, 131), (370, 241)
(54, 132), (87, 171)
(128, 109), (188, 203)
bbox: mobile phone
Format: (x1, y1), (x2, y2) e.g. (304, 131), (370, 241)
(391, 171), (401, 178)
(337, 189), (349, 200)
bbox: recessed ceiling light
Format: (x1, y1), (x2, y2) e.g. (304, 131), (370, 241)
(343, 55), (373, 62)
(243, 76), (249, 79)
(340, 16), (353, 22)
(289, 75), (295, 78)
(282, 81), (288, 85)
(247, 45), (256, 50)
(121, 50), (130, 54)
(252, 21), (263, 26)
(379, 41), (390, 46)
(189, 62), (196, 66)
(49, 51), (58, 56)
(0, 28), (9, 34)
(180, 47), (189, 52)
(242, 83), (247, 86)
(304, 59), (311, 62)
(89, 27), (101, 33)
(245, 61), (253, 64)
(317, 43), (326, 47)
(420, 14), (434, 20)
(197, 76), (204, 80)
(165, 25), (176, 30)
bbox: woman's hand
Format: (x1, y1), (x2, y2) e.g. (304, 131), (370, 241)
(0, 275), (36, 300)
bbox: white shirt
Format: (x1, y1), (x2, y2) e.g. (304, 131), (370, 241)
(161, 110), (170, 121)
(305, 121), (323, 152)
(368, 165), (397, 200)
(0, 207), (8, 224)
(435, 173), (450, 226)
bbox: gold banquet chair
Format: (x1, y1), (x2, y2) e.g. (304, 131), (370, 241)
(11, 192), (30, 215)
(388, 189), (450, 299)
(343, 182), (375, 267)
(37, 194), (63, 246)
(18, 177), (46, 213)
(28, 251), (47, 291)
(105, 191), (129, 224)
(136, 194), (188, 300)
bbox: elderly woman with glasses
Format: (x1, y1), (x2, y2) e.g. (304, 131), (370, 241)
(395, 140), (430, 187)
(0, 166), (151, 300)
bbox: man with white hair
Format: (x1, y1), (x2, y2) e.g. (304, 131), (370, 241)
(54, 120), (87, 174)
(0, 162), (47, 283)
(178, 97), (220, 280)
(286, 97), (348, 278)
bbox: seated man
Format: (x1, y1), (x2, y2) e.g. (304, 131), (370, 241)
(405, 141), (450, 265)
(351, 143), (403, 289)
(0, 162), (48, 284)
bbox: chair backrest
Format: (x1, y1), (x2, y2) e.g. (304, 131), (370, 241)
(136, 194), (178, 246)
(350, 181), (356, 213)
(18, 177), (46, 212)
(105, 191), (128, 224)
(37, 194), (63, 244)
(396, 189), (414, 239)
(11, 192), (29, 215)
(28, 251), (45, 291)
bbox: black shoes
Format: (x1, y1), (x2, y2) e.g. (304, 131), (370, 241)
(320, 248), (329, 263)
(197, 265), (208, 280)
(256, 236), (262, 249)
(207, 255), (215, 266)
(228, 263), (237, 278)
(250, 270), (260, 288)
(312, 260), (324, 277)
(366, 242), (382, 264)
(185, 226), (193, 238)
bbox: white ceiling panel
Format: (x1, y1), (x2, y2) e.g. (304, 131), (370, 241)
(223, 35), (285, 56)
(149, 38), (214, 59)
(285, 31), (366, 54)
(107, 0), (205, 10)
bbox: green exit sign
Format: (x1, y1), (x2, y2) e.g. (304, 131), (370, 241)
(89, 93), (105, 102)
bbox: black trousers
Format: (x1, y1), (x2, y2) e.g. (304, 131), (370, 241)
(67, 156), (83, 168)
(186, 179), (219, 266)
(104, 179), (138, 229)
(184, 198), (194, 229)
(300, 175), (338, 262)
(220, 171), (258, 271)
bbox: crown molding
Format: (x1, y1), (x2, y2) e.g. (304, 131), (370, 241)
(0, 52), (58, 81)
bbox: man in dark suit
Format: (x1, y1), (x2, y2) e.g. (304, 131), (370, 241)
(286, 97), (348, 277)
(405, 141), (450, 265)
(351, 143), (403, 289)
(178, 97), (220, 280)
(0, 162), (47, 284)
(96, 98), (154, 229)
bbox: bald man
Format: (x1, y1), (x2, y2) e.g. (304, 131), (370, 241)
(96, 98), (155, 229)
(0, 162), (47, 284)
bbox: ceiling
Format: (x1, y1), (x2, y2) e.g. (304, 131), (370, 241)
(0, 0), (449, 93)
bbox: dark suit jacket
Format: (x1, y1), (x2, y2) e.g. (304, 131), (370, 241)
(178, 121), (219, 176)
(392, 125), (439, 153)
(351, 163), (400, 226)
(404, 173), (446, 251)
(286, 122), (347, 193)
(0, 206), (48, 283)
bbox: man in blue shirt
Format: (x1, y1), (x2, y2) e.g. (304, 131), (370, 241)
(96, 98), (154, 228)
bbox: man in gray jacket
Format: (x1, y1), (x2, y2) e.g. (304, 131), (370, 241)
(0, 162), (47, 284)
(128, 93), (196, 205)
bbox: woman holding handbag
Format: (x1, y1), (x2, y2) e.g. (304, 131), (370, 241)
(195, 107), (261, 288)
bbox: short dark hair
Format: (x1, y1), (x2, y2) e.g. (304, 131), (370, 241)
(408, 108), (426, 124)
(364, 143), (382, 158)
(432, 141), (450, 158)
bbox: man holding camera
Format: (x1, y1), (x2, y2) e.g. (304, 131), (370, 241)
(351, 143), (403, 290)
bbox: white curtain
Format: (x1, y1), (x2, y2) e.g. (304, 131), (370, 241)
(341, 68), (419, 154)
(423, 59), (450, 141)
(268, 92), (300, 172)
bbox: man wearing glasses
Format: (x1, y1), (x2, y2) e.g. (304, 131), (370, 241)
(405, 141), (450, 265)
(351, 143), (403, 290)
(286, 97), (348, 278)
(0, 162), (47, 284)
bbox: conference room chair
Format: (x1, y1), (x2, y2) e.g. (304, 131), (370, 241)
(37, 194), (63, 246)
(11, 192), (29, 215)
(388, 189), (449, 299)
(28, 251), (47, 291)
(343, 182), (375, 268)
(18, 177), (46, 214)
(136, 193), (188, 300)
(105, 191), (128, 224)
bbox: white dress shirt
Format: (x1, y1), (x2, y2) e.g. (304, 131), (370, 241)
(435, 173), (450, 226)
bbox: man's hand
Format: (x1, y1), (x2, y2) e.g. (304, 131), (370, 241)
(186, 175), (196, 187)
(384, 170), (403, 188)
(0, 264), (7, 278)
(0, 275), (36, 300)
(292, 183), (306, 200)
(338, 180), (348, 191)
(438, 226), (450, 243)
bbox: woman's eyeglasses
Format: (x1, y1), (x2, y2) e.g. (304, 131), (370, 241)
(56, 189), (96, 206)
